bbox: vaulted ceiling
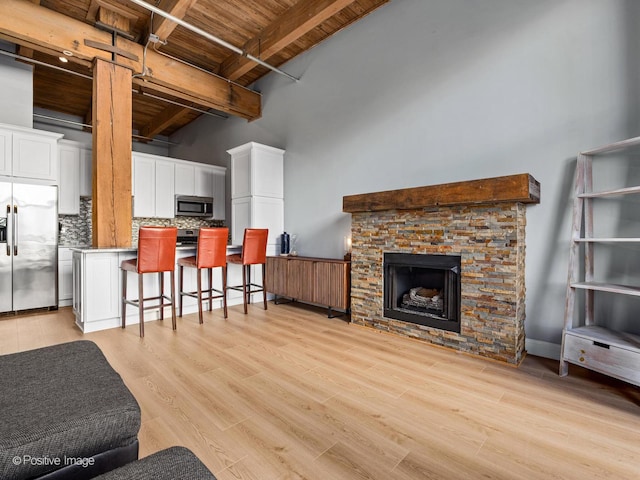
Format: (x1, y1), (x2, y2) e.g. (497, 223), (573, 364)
(0, 0), (389, 140)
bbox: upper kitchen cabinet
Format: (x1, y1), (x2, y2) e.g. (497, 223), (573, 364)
(132, 152), (175, 218)
(0, 127), (11, 175)
(174, 162), (195, 195)
(173, 158), (226, 220)
(79, 147), (92, 197)
(58, 140), (82, 215)
(228, 142), (284, 199)
(0, 124), (63, 181)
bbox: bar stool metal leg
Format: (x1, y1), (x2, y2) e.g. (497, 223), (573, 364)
(138, 274), (144, 337)
(222, 266), (228, 318)
(262, 264), (267, 310)
(197, 268), (203, 324)
(170, 270), (177, 330)
(242, 265), (248, 314)
(178, 265), (184, 317)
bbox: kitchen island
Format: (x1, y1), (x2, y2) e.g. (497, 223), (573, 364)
(71, 245), (249, 333)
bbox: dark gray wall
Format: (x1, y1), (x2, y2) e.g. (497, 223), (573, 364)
(170, 0), (640, 357)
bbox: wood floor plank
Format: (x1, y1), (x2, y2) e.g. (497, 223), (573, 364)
(2, 305), (640, 479)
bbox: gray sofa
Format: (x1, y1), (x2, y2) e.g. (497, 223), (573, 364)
(0, 341), (141, 480)
(92, 446), (217, 479)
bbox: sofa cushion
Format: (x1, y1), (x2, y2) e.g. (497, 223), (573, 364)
(92, 447), (217, 480)
(0, 340), (141, 479)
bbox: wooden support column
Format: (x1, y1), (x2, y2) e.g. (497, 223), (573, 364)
(92, 58), (132, 247)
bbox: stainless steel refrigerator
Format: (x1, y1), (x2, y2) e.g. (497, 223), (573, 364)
(0, 181), (58, 313)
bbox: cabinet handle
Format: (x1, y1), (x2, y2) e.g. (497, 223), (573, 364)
(593, 341), (610, 349)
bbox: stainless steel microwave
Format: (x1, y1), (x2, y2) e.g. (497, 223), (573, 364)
(175, 195), (213, 217)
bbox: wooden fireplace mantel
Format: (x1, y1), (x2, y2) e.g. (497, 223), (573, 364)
(342, 173), (540, 213)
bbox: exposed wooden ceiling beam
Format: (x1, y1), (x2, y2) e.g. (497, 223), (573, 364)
(220, 0), (357, 82)
(0, 0), (261, 120)
(152, 0), (200, 42)
(139, 102), (194, 139)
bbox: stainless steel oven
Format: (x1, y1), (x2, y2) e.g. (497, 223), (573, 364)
(175, 195), (213, 217)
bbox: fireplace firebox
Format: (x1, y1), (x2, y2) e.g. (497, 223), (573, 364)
(384, 253), (461, 333)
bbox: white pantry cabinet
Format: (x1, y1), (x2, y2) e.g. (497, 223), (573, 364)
(0, 124), (62, 181)
(228, 142), (284, 248)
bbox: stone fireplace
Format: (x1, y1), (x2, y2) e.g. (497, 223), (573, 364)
(343, 174), (540, 365)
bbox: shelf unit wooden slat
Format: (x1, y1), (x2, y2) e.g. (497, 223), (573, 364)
(574, 237), (640, 243)
(579, 185), (640, 198)
(571, 281), (640, 296)
(581, 135), (640, 155)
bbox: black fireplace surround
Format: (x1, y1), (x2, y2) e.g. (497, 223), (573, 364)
(383, 253), (461, 333)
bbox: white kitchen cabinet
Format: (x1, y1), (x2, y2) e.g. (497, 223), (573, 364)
(228, 142), (284, 248)
(229, 142), (284, 199)
(13, 131), (60, 181)
(132, 152), (175, 218)
(132, 153), (154, 217)
(155, 159), (175, 218)
(212, 168), (226, 220)
(194, 165), (214, 197)
(79, 147), (92, 197)
(0, 127), (11, 176)
(73, 250), (120, 332)
(0, 124), (62, 180)
(58, 140), (81, 214)
(58, 247), (73, 307)
(174, 163), (195, 195)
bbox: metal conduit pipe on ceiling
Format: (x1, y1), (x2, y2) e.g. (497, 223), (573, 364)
(127, 0), (300, 83)
(0, 48), (228, 121)
(32, 113), (178, 146)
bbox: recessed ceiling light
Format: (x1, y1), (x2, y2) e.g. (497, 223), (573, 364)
(58, 56), (69, 63)
(62, 50), (73, 57)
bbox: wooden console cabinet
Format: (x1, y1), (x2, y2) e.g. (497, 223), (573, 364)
(266, 256), (350, 317)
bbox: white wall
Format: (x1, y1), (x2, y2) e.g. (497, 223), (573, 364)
(169, 0), (640, 355)
(0, 43), (33, 128)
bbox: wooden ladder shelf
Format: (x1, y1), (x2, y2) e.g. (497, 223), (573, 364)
(560, 136), (640, 386)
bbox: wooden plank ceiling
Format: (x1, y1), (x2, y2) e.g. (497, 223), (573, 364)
(0, 0), (389, 139)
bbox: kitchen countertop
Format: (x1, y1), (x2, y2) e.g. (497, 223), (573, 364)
(69, 245), (242, 254)
(70, 245), (242, 254)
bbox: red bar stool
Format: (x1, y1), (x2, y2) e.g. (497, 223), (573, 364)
(226, 228), (269, 314)
(121, 226), (178, 337)
(178, 227), (229, 323)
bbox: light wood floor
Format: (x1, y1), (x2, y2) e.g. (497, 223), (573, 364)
(1, 303), (639, 480)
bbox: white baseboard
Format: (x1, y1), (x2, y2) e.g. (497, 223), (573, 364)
(525, 338), (561, 360)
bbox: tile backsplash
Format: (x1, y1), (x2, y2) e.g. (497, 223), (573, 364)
(59, 198), (224, 246)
